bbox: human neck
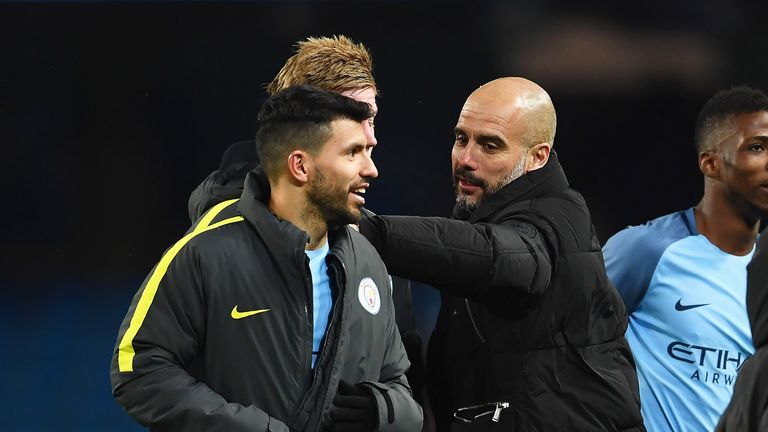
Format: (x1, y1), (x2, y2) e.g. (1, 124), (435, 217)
(269, 182), (328, 251)
(695, 183), (760, 256)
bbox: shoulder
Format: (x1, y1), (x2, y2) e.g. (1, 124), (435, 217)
(182, 212), (250, 259)
(339, 227), (392, 283)
(604, 209), (693, 260)
(525, 188), (591, 231)
(345, 226), (383, 255)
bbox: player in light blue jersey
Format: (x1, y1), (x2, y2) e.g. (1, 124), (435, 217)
(603, 85), (768, 431)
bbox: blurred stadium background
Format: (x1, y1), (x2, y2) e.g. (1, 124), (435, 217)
(2, 1), (767, 430)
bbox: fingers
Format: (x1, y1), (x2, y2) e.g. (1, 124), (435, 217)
(327, 423), (362, 432)
(332, 394), (371, 410)
(329, 406), (369, 422)
(337, 380), (365, 396)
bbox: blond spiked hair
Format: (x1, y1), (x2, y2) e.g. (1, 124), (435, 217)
(266, 35), (376, 96)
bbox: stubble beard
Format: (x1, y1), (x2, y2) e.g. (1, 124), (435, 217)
(307, 168), (361, 229)
(454, 155), (527, 213)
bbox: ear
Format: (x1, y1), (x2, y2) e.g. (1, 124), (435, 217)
(526, 143), (552, 172)
(287, 150), (311, 184)
(699, 150), (720, 179)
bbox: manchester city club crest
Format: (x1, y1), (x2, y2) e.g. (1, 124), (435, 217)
(358, 277), (380, 315)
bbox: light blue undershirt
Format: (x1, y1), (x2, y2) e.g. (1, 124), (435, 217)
(305, 241), (331, 368)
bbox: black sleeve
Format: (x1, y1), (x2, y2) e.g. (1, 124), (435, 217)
(359, 214), (551, 305)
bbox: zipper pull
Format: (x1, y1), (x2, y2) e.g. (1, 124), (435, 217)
(492, 402), (509, 422)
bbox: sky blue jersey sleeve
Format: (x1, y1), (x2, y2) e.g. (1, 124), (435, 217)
(603, 210), (693, 313)
(603, 226), (662, 312)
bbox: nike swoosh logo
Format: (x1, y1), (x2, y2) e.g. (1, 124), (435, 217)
(675, 299), (709, 311)
(231, 305), (271, 319)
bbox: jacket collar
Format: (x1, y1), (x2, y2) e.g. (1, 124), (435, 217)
(453, 151), (569, 222)
(238, 168), (310, 264)
(237, 167), (351, 263)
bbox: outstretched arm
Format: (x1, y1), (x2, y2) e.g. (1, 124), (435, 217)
(359, 214), (551, 306)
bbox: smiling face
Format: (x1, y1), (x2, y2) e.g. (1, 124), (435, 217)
(712, 111), (768, 217)
(307, 118), (378, 227)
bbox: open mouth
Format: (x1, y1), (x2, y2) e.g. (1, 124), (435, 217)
(456, 177), (482, 192)
(350, 184), (369, 204)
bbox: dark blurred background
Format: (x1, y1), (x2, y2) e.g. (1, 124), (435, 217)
(2, 1), (766, 430)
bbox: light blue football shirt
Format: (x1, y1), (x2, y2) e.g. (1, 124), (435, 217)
(603, 208), (754, 432)
(305, 241), (331, 369)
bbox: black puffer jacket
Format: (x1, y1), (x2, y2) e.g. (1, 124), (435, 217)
(360, 152), (644, 431)
(187, 140), (430, 411)
(111, 170), (423, 432)
(717, 231), (768, 432)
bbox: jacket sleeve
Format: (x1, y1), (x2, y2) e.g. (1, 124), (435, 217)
(110, 243), (288, 432)
(359, 214), (552, 304)
(361, 277), (423, 432)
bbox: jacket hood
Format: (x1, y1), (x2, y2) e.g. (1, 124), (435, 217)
(452, 151), (569, 222)
(187, 140), (259, 223)
(748, 232), (768, 348)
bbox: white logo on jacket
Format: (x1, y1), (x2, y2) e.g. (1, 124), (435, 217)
(358, 277), (380, 315)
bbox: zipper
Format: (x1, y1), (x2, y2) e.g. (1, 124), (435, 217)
(303, 254), (314, 372)
(454, 401), (510, 423)
(465, 298), (486, 343)
(289, 252), (320, 431)
(492, 402), (509, 422)
(314, 251), (347, 432)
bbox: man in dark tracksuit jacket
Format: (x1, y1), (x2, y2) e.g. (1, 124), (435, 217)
(187, 34), (429, 417)
(110, 87), (422, 431)
(187, 140), (428, 411)
(360, 77), (644, 431)
(717, 231), (768, 431)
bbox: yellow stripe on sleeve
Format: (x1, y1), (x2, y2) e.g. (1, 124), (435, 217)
(118, 215), (245, 372)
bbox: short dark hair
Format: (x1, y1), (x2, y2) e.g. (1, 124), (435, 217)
(694, 85), (768, 153)
(256, 85), (372, 180)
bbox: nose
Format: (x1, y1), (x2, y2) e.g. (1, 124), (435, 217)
(454, 142), (478, 171)
(362, 120), (377, 146)
(361, 153), (379, 179)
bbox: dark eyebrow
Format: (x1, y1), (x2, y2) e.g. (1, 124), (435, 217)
(741, 135), (768, 146)
(342, 140), (370, 153)
(453, 127), (507, 147)
(476, 133), (507, 147)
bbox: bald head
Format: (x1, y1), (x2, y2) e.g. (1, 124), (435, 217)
(465, 77), (557, 148)
(452, 77), (557, 213)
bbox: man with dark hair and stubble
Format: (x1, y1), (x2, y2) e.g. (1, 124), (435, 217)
(187, 37), (430, 427)
(111, 85), (423, 432)
(603, 85), (768, 431)
(188, 35), (379, 219)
